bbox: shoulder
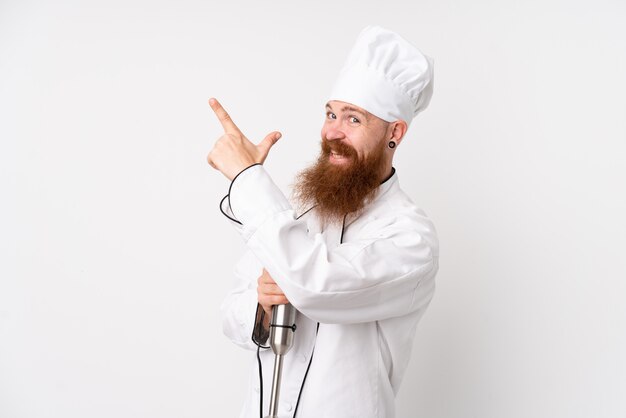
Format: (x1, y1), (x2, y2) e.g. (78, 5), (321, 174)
(346, 176), (439, 258)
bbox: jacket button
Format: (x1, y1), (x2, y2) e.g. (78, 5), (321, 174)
(254, 386), (259, 393)
(285, 403), (293, 412)
(299, 354), (307, 363)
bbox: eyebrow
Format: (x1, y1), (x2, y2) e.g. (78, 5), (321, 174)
(325, 102), (369, 121)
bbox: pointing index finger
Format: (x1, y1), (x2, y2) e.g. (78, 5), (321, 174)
(208, 98), (242, 135)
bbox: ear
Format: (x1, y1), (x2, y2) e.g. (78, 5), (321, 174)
(389, 120), (408, 146)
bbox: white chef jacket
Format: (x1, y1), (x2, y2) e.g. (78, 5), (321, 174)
(219, 164), (438, 418)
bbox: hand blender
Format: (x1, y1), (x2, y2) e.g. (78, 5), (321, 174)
(265, 303), (297, 418)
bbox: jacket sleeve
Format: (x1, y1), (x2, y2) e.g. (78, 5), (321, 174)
(224, 165), (438, 325)
(219, 248), (270, 351)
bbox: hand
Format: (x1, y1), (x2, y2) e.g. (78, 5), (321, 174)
(257, 269), (290, 328)
(206, 98), (282, 180)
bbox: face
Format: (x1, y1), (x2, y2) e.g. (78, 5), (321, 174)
(293, 101), (397, 226)
(322, 100), (392, 166)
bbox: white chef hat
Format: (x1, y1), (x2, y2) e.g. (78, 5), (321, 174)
(329, 25), (434, 126)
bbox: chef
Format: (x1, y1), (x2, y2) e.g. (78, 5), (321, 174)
(207, 25), (438, 418)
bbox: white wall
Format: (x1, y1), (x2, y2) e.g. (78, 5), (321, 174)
(1, 0), (625, 417)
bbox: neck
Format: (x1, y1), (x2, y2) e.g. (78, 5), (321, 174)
(379, 159), (394, 183)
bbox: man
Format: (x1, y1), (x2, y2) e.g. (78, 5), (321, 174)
(207, 26), (438, 418)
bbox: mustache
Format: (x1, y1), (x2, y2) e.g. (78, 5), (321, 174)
(321, 139), (358, 158)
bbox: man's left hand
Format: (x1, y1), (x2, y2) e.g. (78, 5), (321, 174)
(207, 98), (282, 180)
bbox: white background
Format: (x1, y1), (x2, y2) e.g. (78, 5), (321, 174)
(1, 0), (625, 417)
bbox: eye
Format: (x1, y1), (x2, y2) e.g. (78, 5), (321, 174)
(349, 116), (360, 124)
(326, 111), (337, 120)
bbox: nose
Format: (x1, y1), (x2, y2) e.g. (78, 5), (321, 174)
(322, 122), (346, 142)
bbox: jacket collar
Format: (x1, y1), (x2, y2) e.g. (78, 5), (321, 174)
(342, 167), (398, 228)
(297, 167), (399, 228)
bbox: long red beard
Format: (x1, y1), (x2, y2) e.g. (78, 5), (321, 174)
(293, 138), (387, 227)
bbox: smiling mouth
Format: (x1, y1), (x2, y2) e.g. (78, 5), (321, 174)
(329, 150), (350, 163)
